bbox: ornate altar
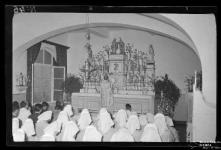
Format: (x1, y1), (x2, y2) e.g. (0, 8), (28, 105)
(79, 37), (155, 95)
(72, 37), (155, 114)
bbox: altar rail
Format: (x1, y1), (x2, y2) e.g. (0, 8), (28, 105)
(72, 93), (154, 114)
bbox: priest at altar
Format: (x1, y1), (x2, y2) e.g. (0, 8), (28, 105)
(100, 74), (114, 112)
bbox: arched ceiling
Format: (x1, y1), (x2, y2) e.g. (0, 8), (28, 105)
(13, 13), (199, 59)
(140, 13), (194, 42)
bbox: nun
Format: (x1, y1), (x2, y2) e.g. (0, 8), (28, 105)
(61, 120), (79, 141)
(96, 108), (115, 141)
(13, 128), (25, 142)
(21, 118), (36, 141)
(165, 116), (179, 142)
(12, 101), (25, 142)
(40, 121), (60, 141)
(132, 114), (148, 141)
(114, 109), (128, 129)
(56, 104), (74, 141)
(146, 113), (154, 123)
(110, 127), (134, 142)
(35, 110), (53, 140)
(18, 101), (31, 126)
(126, 114), (140, 141)
(154, 113), (174, 142)
(110, 109), (134, 142)
(82, 125), (102, 141)
(140, 123), (162, 142)
(75, 109), (92, 141)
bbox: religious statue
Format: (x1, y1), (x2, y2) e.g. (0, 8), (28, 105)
(138, 50), (143, 72)
(125, 43), (132, 60)
(103, 61), (109, 73)
(132, 49), (138, 63)
(133, 71), (139, 83)
(127, 59), (131, 73)
(103, 45), (110, 59)
(111, 38), (118, 54)
(149, 44), (155, 62)
(85, 43), (93, 74)
(85, 43), (92, 58)
(95, 70), (101, 82)
(116, 40), (121, 55)
(140, 70), (145, 81)
(126, 72), (130, 82)
(142, 51), (145, 62)
(142, 52), (148, 66)
(109, 73), (115, 88)
(118, 37), (125, 54)
(116, 48), (121, 55)
(17, 72), (24, 86)
(128, 71), (133, 83)
(90, 71), (96, 82)
(144, 74), (150, 88)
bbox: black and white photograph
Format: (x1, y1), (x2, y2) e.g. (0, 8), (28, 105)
(6, 5), (218, 147)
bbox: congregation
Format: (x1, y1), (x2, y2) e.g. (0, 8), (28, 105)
(12, 101), (179, 142)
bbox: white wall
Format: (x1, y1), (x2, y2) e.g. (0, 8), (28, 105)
(162, 14), (216, 141)
(174, 93), (193, 122)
